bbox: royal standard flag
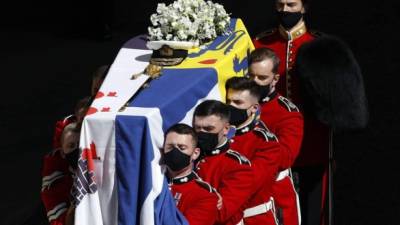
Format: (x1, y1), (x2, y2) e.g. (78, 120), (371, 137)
(72, 18), (254, 225)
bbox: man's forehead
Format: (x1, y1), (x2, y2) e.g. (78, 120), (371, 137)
(227, 89), (251, 99)
(195, 115), (221, 123)
(227, 89), (259, 104)
(250, 59), (274, 72)
(165, 132), (192, 144)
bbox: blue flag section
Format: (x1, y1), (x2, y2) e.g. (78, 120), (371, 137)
(154, 179), (190, 225)
(116, 116), (153, 225)
(117, 67), (218, 225)
(130, 68), (218, 132)
(188, 18), (238, 58)
(116, 115), (189, 225)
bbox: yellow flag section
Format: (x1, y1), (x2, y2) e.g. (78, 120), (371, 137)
(171, 18), (255, 101)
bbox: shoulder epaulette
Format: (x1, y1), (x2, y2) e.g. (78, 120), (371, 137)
(226, 150), (251, 165)
(255, 29), (276, 40)
(278, 96), (299, 112)
(45, 202), (69, 222)
(310, 30), (325, 38)
(41, 170), (65, 191)
(62, 114), (76, 123)
(254, 127), (278, 142)
(195, 179), (217, 193)
(257, 120), (271, 132)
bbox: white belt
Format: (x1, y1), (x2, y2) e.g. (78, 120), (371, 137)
(243, 199), (274, 218)
(276, 169), (290, 181)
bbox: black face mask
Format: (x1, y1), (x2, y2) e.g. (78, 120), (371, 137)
(227, 105), (249, 127)
(197, 132), (219, 154)
(163, 147), (191, 172)
(257, 83), (271, 101)
(277, 11), (303, 30)
(65, 148), (80, 170)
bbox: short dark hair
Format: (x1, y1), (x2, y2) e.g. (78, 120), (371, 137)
(165, 123), (198, 147)
(193, 100), (230, 122)
(60, 123), (80, 145)
(225, 77), (262, 101)
(249, 48), (280, 74)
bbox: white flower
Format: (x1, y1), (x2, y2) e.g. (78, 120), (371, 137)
(172, 1), (183, 11)
(148, 27), (163, 41)
(177, 30), (188, 40)
(147, 0), (231, 45)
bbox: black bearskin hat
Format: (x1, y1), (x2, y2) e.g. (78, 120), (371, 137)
(295, 35), (369, 130)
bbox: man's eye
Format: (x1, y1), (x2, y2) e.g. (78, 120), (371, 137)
(233, 100), (243, 105)
(259, 76), (267, 81)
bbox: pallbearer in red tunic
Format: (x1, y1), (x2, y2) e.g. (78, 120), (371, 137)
(253, 1), (329, 224)
(253, 0), (315, 101)
(225, 77), (281, 225)
(248, 48), (303, 225)
(252, 0), (327, 168)
(193, 100), (255, 225)
(162, 123), (218, 225)
(168, 172), (219, 225)
(41, 123), (81, 225)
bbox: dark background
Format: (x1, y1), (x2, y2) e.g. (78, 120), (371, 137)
(1, 0), (398, 224)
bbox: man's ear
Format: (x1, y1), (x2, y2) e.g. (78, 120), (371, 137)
(192, 147), (201, 161)
(272, 73), (280, 86)
(274, 73), (280, 81)
(301, 4), (306, 13)
(222, 121), (230, 136)
(251, 103), (260, 114)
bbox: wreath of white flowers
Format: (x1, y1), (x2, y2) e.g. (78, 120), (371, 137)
(148, 0), (231, 46)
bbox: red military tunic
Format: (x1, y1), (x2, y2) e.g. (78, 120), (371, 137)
(254, 22), (329, 225)
(169, 171), (218, 225)
(196, 139), (254, 225)
(253, 22), (329, 167)
(230, 116), (281, 225)
(260, 91), (304, 225)
(52, 115), (76, 149)
(260, 91), (303, 169)
(41, 149), (73, 225)
(253, 22), (314, 102)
